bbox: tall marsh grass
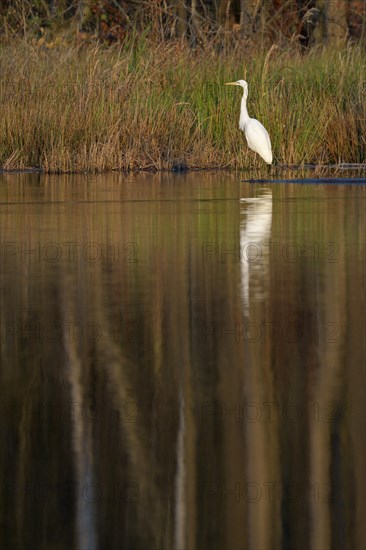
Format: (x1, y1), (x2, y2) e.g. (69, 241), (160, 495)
(0, 37), (365, 172)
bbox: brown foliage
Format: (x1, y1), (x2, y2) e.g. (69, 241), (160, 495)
(0, 1), (365, 47)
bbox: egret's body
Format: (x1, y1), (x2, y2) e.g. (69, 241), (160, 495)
(225, 80), (272, 164)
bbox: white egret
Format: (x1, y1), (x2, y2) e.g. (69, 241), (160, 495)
(225, 80), (273, 164)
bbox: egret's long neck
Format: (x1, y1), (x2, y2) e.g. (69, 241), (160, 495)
(239, 93), (249, 130)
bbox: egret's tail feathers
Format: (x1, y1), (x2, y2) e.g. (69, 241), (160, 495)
(262, 151), (273, 164)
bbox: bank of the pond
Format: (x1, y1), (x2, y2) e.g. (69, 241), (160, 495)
(0, 39), (365, 173)
(0, 164), (365, 178)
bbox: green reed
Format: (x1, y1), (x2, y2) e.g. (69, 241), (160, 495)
(0, 36), (365, 172)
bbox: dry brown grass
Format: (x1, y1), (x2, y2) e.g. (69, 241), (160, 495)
(0, 36), (365, 172)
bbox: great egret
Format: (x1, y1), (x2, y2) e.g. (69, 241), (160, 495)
(225, 80), (273, 164)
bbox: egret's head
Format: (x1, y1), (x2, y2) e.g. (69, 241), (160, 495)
(225, 79), (248, 99)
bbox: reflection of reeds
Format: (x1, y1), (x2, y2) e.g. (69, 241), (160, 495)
(0, 41), (365, 172)
(0, 173), (365, 549)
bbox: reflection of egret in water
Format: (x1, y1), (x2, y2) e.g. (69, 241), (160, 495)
(239, 189), (280, 549)
(240, 190), (273, 315)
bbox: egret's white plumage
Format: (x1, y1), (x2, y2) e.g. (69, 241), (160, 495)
(225, 79), (273, 164)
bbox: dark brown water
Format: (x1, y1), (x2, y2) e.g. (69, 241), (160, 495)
(0, 171), (365, 550)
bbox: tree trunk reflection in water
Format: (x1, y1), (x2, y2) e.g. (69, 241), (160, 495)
(0, 171), (365, 550)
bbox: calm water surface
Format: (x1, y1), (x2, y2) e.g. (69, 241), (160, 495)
(0, 171), (365, 550)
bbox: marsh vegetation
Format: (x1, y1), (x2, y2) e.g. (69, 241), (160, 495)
(0, 1), (365, 172)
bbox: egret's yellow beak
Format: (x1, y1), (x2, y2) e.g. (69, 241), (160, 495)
(225, 82), (238, 86)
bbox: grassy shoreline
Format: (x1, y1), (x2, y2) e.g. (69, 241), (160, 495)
(1, 37), (365, 173)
